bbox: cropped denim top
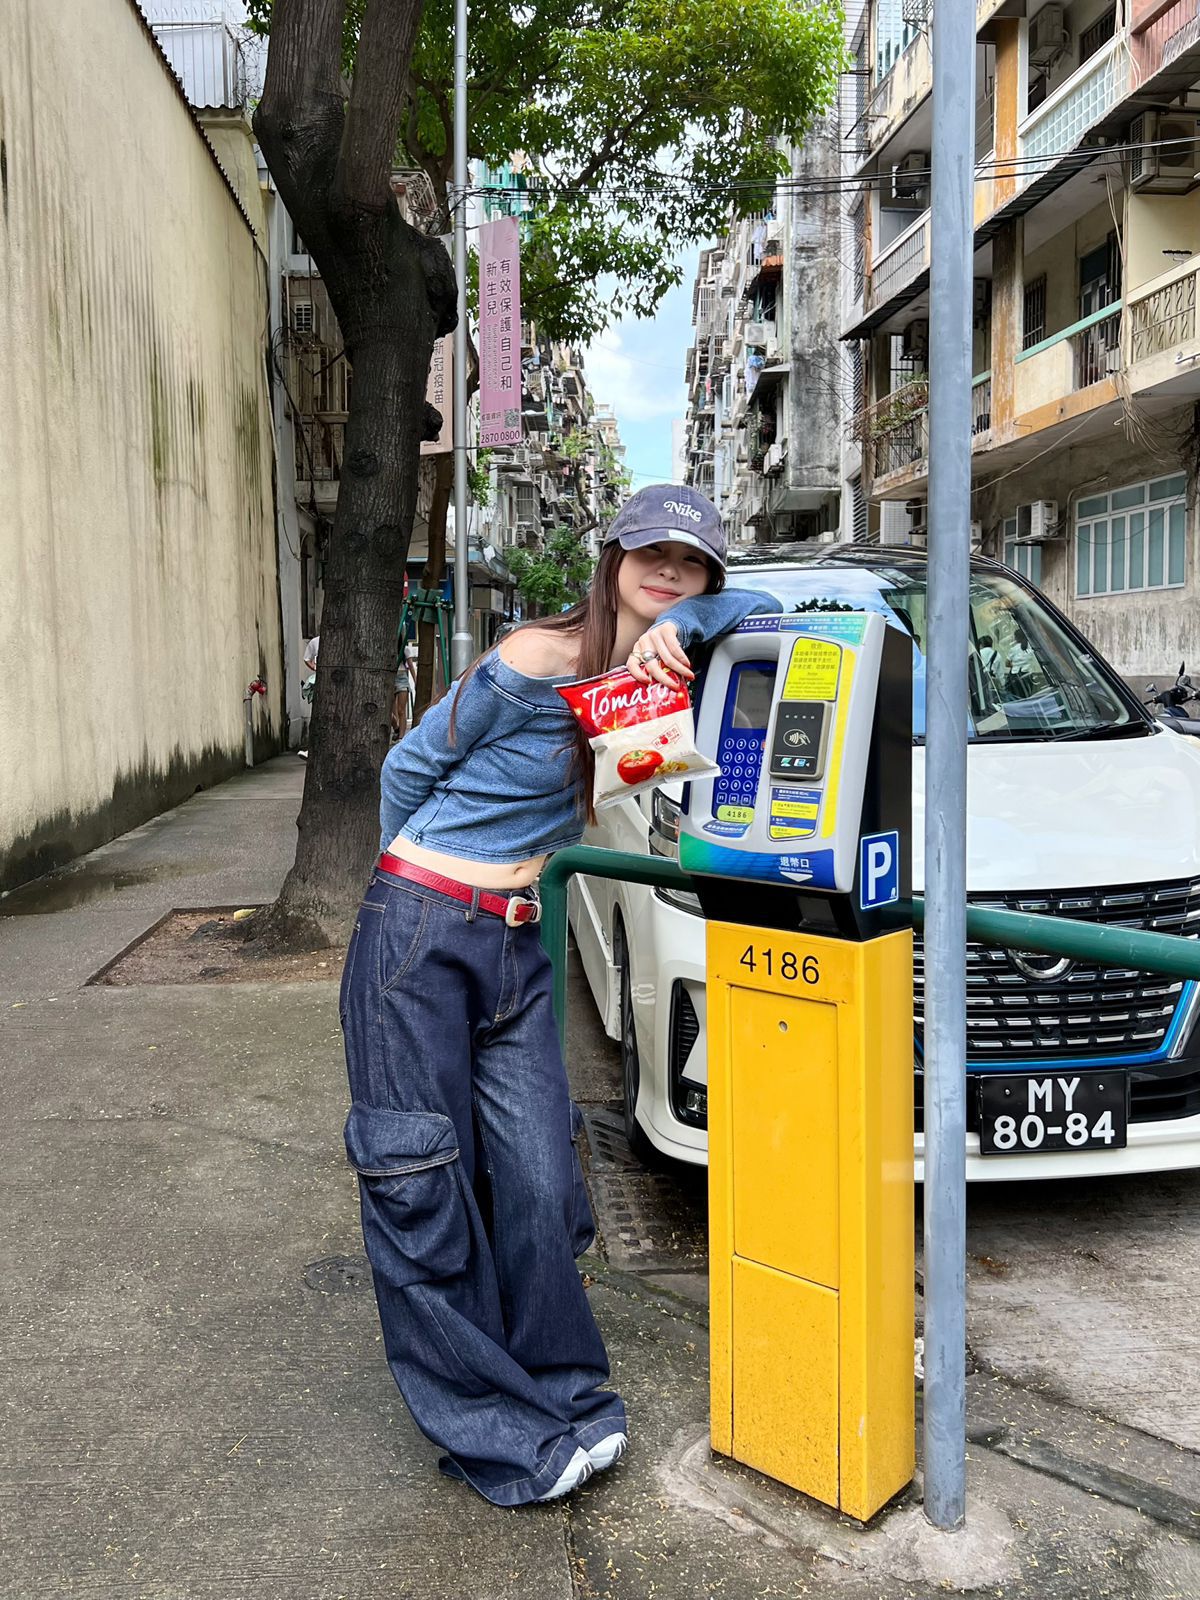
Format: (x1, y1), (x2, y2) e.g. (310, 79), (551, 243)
(379, 587), (783, 864)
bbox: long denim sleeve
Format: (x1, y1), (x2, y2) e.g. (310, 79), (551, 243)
(656, 587), (785, 651)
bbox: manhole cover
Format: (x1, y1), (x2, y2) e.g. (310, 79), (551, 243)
(304, 1253), (372, 1294)
(581, 1106), (708, 1273)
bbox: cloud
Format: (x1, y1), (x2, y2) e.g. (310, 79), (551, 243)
(583, 329), (684, 424)
(583, 246), (703, 484)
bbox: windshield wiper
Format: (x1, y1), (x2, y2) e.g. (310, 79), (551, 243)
(1051, 720), (1148, 742)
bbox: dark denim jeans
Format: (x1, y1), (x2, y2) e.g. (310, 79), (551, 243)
(340, 865), (626, 1505)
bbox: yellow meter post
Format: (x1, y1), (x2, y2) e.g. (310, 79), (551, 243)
(707, 921), (914, 1520)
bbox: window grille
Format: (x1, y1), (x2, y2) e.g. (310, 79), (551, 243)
(1022, 276), (1047, 350)
(1079, 8), (1116, 66)
(851, 476), (869, 543)
(514, 482), (539, 528)
(851, 198), (866, 301)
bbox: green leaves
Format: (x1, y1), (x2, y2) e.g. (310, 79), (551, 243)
(507, 525), (596, 612)
(245, 0), (846, 341)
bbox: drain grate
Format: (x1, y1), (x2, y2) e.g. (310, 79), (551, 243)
(581, 1106), (708, 1273)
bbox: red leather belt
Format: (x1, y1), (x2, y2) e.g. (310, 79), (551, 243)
(377, 853), (541, 926)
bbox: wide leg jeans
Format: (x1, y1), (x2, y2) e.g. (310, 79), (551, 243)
(340, 866), (626, 1505)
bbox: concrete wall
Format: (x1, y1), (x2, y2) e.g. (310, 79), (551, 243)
(780, 118), (842, 524)
(0, 0), (283, 892)
(1127, 192), (1200, 293)
(974, 408), (1200, 678)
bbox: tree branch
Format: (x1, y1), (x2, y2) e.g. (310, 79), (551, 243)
(336, 0), (427, 211)
(255, 0), (348, 183)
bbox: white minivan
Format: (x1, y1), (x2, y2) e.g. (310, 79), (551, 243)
(569, 545), (1200, 1182)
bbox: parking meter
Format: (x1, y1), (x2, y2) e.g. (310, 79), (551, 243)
(679, 610), (914, 1521)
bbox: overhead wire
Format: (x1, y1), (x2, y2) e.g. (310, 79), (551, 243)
(457, 131), (1200, 211)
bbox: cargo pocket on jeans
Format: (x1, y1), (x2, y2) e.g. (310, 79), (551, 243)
(344, 1102), (470, 1288)
(568, 1101), (597, 1258)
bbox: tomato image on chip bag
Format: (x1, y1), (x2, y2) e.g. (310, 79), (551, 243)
(558, 667), (722, 809)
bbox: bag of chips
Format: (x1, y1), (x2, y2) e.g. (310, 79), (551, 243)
(558, 667), (721, 809)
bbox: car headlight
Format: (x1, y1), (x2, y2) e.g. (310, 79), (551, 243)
(648, 790), (703, 914)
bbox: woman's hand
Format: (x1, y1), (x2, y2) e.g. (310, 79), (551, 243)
(625, 621), (693, 685)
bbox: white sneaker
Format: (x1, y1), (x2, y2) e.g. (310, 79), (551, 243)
(586, 1432), (627, 1473)
(535, 1446), (593, 1502)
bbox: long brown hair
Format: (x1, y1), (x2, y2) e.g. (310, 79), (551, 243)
(449, 540), (724, 823)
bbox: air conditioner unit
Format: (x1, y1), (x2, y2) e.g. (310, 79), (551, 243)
(1015, 499), (1060, 542)
(888, 150), (930, 206)
(970, 520), (983, 551)
(901, 319), (930, 360)
(1129, 110), (1200, 195)
(1029, 5), (1068, 69)
(763, 441), (787, 476)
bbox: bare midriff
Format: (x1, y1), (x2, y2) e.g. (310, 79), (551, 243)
(383, 834), (549, 890)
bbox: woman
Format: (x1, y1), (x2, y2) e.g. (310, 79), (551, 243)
(340, 485), (781, 1507)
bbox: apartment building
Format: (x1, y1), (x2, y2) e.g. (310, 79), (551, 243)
(482, 330), (627, 619)
(682, 120), (844, 544)
(846, 0), (1200, 682)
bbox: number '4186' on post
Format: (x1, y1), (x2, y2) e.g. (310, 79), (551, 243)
(739, 945), (820, 985)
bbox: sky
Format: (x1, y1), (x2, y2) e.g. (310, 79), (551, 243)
(583, 246), (701, 491)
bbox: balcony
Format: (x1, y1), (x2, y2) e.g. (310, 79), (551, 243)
(294, 415), (345, 510)
(863, 212), (931, 323)
(855, 371), (992, 494)
(1126, 257), (1200, 399)
(1014, 304), (1122, 415)
(971, 372), (992, 437)
(856, 380), (929, 485)
(1132, 1), (1200, 80)
(1017, 38), (1124, 189)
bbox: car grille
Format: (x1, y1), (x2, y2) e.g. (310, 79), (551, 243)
(914, 877), (1200, 1063)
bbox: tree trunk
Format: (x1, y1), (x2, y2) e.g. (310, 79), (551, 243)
(252, 13), (455, 947)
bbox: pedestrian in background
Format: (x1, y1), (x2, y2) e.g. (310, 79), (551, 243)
(299, 634), (319, 758)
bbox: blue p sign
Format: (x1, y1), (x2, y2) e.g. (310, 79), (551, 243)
(859, 831), (899, 910)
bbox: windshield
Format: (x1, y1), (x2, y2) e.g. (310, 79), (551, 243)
(725, 561), (1143, 742)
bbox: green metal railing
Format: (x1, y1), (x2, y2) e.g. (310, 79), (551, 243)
(540, 846), (1200, 1044)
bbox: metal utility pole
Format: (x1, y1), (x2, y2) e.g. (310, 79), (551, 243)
(450, 0), (472, 679)
(923, 1), (974, 1532)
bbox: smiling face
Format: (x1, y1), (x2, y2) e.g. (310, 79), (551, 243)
(615, 540), (714, 628)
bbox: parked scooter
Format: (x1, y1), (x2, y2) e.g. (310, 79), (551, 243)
(1145, 663), (1200, 740)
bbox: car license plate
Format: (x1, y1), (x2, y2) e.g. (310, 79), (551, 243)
(977, 1071), (1128, 1156)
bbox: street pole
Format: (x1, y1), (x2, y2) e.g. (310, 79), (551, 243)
(450, 0), (472, 679)
(923, 2), (974, 1532)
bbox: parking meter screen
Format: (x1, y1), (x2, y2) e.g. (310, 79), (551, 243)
(731, 664), (775, 729)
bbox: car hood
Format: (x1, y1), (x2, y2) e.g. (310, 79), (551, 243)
(912, 728), (1200, 892)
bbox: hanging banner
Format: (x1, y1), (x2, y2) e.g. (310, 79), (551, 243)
(420, 332), (453, 456)
(479, 215), (522, 447)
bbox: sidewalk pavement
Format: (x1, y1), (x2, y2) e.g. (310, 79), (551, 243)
(1, 758), (1197, 1599)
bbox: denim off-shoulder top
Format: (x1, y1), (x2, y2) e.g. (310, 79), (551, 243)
(379, 587), (784, 864)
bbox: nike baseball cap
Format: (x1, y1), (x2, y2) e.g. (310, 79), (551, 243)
(603, 484), (727, 571)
